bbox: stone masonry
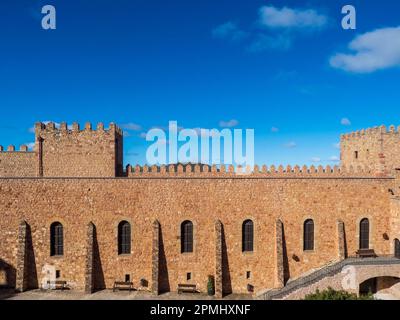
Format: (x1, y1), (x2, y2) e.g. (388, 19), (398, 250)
(1, 122), (400, 297)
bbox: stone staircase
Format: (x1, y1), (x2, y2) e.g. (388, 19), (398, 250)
(258, 256), (400, 300)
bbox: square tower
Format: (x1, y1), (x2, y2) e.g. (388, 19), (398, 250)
(34, 122), (124, 177)
(341, 125), (400, 174)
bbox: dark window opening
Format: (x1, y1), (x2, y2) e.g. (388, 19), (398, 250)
(355, 151), (359, 159)
(118, 221), (131, 255)
(187, 273), (191, 281)
(56, 270), (60, 279)
(242, 220), (254, 252)
(304, 219), (315, 251)
(125, 274), (130, 282)
(360, 218), (370, 250)
(181, 221), (193, 253)
(50, 222), (63, 256)
(246, 271), (251, 279)
(395, 239), (400, 258)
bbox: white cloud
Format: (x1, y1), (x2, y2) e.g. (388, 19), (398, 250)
(139, 132), (147, 139)
(330, 155), (340, 162)
(247, 34), (291, 52)
(311, 157), (321, 162)
(330, 27), (400, 73)
(120, 123), (142, 131)
(271, 127), (279, 133)
(219, 119), (239, 128)
(125, 151), (140, 156)
(29, 121), (73, 133)
(259, 6), (328, 29)
(193, 128), (219, 138)
(333, 142), (340, 149)
(341, 118), (351, 126)
(25, 142), (35, 150)
(212, 22), (248, 42)
(284, 141), (297, 148)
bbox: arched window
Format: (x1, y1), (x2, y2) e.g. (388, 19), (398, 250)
(303, 219), (314, 251)
(359, 218), (370, 250)
(118, 221), (131, 255)
(395, 239), (400, 258)
(181, 221), (193, 253)
(242, 220), (254, 252)
(50, 222), (63, 256)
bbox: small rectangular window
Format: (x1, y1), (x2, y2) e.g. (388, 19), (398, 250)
(187, 272), (191, 281)
(56, 270), (60, 279)
(125, 274), (130, 282)
(246, 271), (251, 279)
(355, 151), (359, 159)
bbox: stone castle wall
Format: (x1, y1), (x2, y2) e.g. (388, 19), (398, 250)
(0, 146), (37, 177)
(0, 176), (395, 294)
(1, 122), (400, 296)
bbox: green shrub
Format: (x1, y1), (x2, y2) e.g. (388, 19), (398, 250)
(304, 287), (374, 300)
(207, 275), (215, 296)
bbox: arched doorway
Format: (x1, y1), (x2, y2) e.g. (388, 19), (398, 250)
(359, 277), (400, 297)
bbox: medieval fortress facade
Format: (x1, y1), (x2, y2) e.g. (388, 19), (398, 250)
(1, 122), (400, 299)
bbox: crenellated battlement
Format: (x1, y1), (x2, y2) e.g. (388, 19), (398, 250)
(0, 145), (32, 152)
(340, 124), (400, 174)
(341, 124), (400, 140)
(126, 163), (379, 178)
(35, 121), (123, 136)
(31, 121), (124, 177)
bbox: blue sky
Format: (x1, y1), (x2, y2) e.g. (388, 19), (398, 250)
(0, 0), (400, 166)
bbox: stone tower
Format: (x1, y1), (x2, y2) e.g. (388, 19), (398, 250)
(341, 125), (400, 174)
(34, 122), (124, 177)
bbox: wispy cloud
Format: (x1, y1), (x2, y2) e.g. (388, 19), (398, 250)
(29, 121), (73, 133)
(219, 119), (239, 128)
(258, 6), (328, 30)
(333, 142), (340, 149)
(247, 34), (291, 52)
(120, 123), (142, 131)
(125, 151), (140, 156)
(213, 5), (329, 52)
(271, 127), (279, 133)
(330, 155), (340, 162)
(212, 22), (248, 42)
(341, 118), (351, 126)
(24, 142), (35, 150)
(330, 26), (400, 73)
(311, 157), (321, 162)
(284, 141), (297, 148)
(274, 70), (297, 81)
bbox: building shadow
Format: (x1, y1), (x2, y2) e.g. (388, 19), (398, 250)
(221, 224), (232, 296)
(282, 224), (290, 284)
(25, 224), (38, 289)
(93, 226), (105, 291)
(0, 259), (16, 290)
(343, 224), (348, 258)
(158, 225), (170, 293)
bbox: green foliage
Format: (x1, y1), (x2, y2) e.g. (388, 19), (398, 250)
(207, 275), (215, 296)
(304, 287), (374, 300)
